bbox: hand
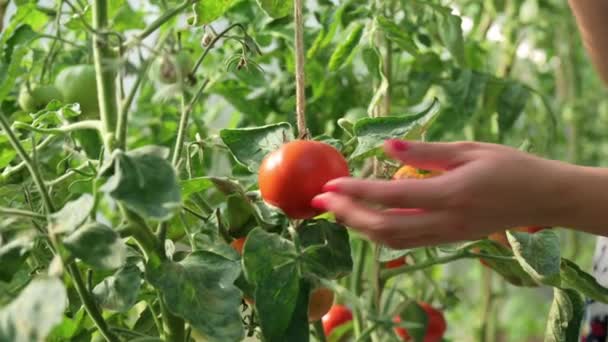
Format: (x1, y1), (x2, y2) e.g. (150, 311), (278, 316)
(310, 139), (575, 249)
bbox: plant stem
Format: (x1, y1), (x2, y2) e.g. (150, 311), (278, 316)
(294, 0), (307, 137)
(0, 114), (55, 214)
(313, 320), (327, 342)
(12, 120), (103, 135)
(92, 0), (119, 151)
(0, 207), (46, 219)
(159, 296), (186, 342)
(171, 79), (210, 166)
(351, 240), (367, 338)
(126, 0), (193, 47)
(68, 263), (119, 342)
(191, 23), (246, 76)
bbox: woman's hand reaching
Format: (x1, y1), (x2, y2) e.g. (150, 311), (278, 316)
(310, 139), (601, 249)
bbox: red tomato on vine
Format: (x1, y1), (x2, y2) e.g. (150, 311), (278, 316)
(322, 304), (353, 336)
(393, 302), (446, 342)
(259, 140), (349, 219)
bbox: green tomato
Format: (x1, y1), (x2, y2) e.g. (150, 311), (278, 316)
(18, 84), (62, 113)
(55, 65), (99, 116)
(151, 51), (194, 84)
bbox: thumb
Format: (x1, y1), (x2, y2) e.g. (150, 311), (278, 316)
(384, 139), (474, 170)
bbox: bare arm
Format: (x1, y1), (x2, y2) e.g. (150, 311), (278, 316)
(569, 0), (608, 85)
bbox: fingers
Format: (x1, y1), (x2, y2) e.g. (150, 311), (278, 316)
(323, 177), (447, 209)
(311, 192), (449, 246)
(384, 139), (478, 170)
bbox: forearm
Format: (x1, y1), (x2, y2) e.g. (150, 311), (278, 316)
(568, 0), (608, 85)
(552, 163), (608, 236)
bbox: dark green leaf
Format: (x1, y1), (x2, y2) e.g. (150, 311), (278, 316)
(93, 265), (142, 312)
(192, 1), (238, 25)
(376, 16), (418, 55)
(63, 222), (128, 270)
(299, 219), (352, 279)
(0, 238), (32, 282)
(243, 228), (295, 286)
(436, 12), (465, 65)
(497, 82), (531, 133)
(180, 177), (214, 200)
(0, 277), (67, 342)
(257, 0), (292, 18)
(49, 194), (94, 234)
(507, 230), (561, 285)
(100, 146), (181, 221)
(328, 23), (364, 71)
(472, 239), (538, 287)
(220, 123), (294, 172)
(351, 98), (441, 160)
(544, 288), (584, 342)
(147, 251), (244, 342)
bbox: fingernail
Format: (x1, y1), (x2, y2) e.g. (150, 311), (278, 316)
(310, 196), (328, 211)
(322, 182), (340, 193)
(386, 139), (410, 152)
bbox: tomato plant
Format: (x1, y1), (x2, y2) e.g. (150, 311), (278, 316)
(0, 0), (605, 341)
(393, 302), (446, 342)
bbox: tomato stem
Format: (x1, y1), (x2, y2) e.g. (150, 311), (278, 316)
(294, 0), (308, 138)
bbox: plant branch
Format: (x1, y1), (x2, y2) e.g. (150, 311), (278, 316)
(191, 23), (246, 76)
(12, 120), (103, 135)
(92, 0), (119, 151)
(0, 135), (55, 182)
(381, 252), (470, 281)
(0, 114), (55, 214)
(0, 207), (46, 220)
(125, 0), (194, 47)
(294, 0), (307, 137)
(171, 79), (210, 166)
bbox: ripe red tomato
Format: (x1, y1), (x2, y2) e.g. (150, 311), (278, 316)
(230, 237), (246, 255)
(322, 304), (353, 336)
(258, 140), (349, 219)
(308, 287), (335, 322)
(384, 257), (406, 269)
(393, 302), (446, 342)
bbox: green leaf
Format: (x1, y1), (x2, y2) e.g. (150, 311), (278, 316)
(49, 194), (94, 234)
(328, 23), (364, 71)
(243, 228), (295, 286)
(560, 259), (608, 303)
(351, 98), (441, 160)
(0, 277), (67, 342)
(63, 222), (128, 270)
(472, 239), (538, 287)
(220, 123), (294, 172)
(544, 288), (584, 342)
(192, 0), (238, 26)
(0, 238), (32, 282)
(497, 81), (531, 133)
(375, 16), (418, 55)
(436, 12), (465, 65)
(507, 230), (561, 285)
(299, 219), (353, 279)
(257, 0), (292, 18)
(180, 177), (214, 200)
(93, 265), (142, 312)
(147, 251), (244, 342)
(100, 146), (181, 221)
(378, 245), (411, 263)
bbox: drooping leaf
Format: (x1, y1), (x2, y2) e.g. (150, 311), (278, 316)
(435, 11), (465, 65)
(544, 288), (585, 342)
(93, 265), (142, 312)
(220, 123), (294, 172)
(560, 259), (608, 303)
(100, 146), (181, 221)
(298, 219), (352, 279)
(507, 230), (561, 285)
(49, 194), (94, 234)
(0, 277), (67, 342)
(147, 251), (244, 342)
(63, 222), (128, 270)
(351, 98), (441, 160)
(328, 23), (364, 71)
(256, 0), (292, 18)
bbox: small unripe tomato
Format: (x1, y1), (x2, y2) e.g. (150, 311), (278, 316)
(55, 65), (99, 116)
(230, 237), (246, 255)
(258, 140), (349, 219)
(322, 304), (353, 336)
(394, 302), (446, 342)
(18, 84), (62, 113)
(308, 287), (335, 322)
